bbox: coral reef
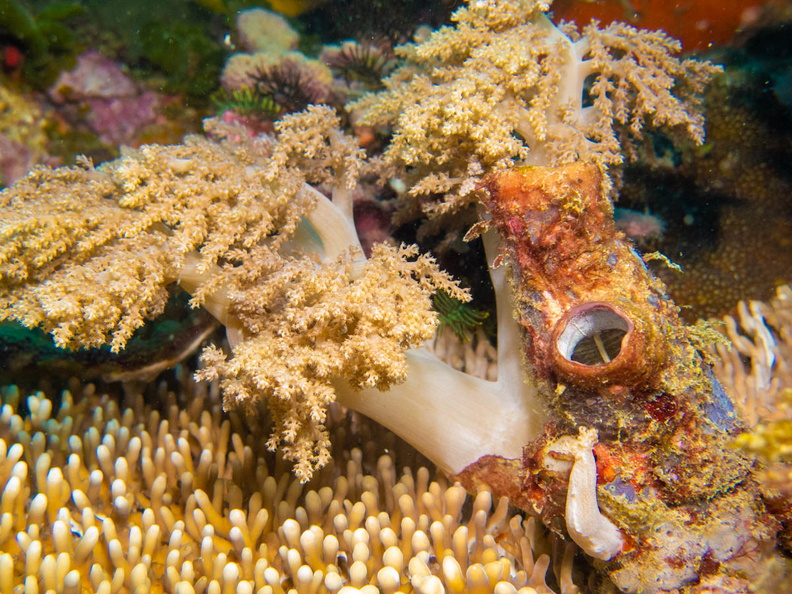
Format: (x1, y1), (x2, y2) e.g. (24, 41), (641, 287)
(2, 0), (787, 590)
(346, 18), (771, 589)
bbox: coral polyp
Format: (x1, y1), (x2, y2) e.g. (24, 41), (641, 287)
(550, 302), (663, 395)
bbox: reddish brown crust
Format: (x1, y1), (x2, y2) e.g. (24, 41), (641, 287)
(483, 163), (674, 397)
(467, 163), (779, 589)
(453, 455), (532, 510)
(482, 163), (615, 301)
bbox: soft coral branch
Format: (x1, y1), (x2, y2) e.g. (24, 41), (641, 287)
(350, 0), (719, 220)
(336, 229), (547, 475)
(0, 103), (486, 482)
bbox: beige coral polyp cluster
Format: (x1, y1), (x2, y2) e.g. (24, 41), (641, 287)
(0, 106), (467, 482)
(350, 0), (718, 221)
(712, 285), (792, 499)
(0, 370), (576, 594)
(711, 284), (792, 427)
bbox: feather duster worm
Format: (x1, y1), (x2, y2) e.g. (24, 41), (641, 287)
(458, 163), (785, 592)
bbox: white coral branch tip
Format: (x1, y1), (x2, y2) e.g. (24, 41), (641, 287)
(547, 426), (624, 560)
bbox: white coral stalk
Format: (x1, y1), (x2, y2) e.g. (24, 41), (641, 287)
(248, 178), (546, 476)
(336, 230), (547, 475)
